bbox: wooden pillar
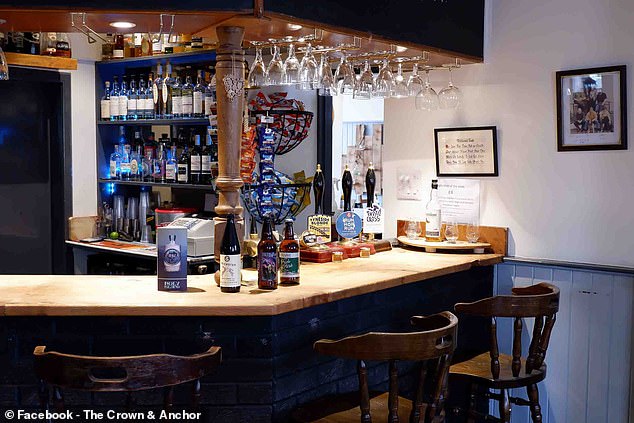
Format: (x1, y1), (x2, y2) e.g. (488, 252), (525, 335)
(214, 26), (245, 260)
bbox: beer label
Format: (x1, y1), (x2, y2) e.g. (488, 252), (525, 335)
(258, 251), (278, 288)
(335, 211), (363, 239)
(425, 210), (441, 238)
(279, 252), (299, 278)
(220, 254), (242, 288)
(307, 215), (331, 244)
(363, 205), (385, 234)
(100, 99), (110, 119)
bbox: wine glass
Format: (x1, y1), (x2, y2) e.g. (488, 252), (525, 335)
(439, 67), (462, 109)
(406, 219), (422, 240)
(415, 70), (439, 111)
(266, 45), (285, 86)
(334, 55), (355, 95)
(319, 53), (337, 96)
(444, 219), (459, 243)
(283, 43), (301, 85)
(299, 43), (319, 90)
(0, 45), (8, 81)
(466, 220), (480, 243)
(407, 63), (424, 97)
(374, 58), (394, 98)
(248, 47), (266, 88)
(353, 60), (374, 100)
(392, 62), (409, 99)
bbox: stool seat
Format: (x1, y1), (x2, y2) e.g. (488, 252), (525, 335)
(450, 352), (546, 389)
(292, 391), (413, 423)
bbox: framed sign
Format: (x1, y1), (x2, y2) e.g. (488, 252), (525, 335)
(556, 65), (627, 151)
(434, 126), (498, 177)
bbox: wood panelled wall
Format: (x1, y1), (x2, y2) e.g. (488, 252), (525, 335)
(491, 262), (633, 423)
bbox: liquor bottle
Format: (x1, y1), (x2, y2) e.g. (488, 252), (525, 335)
(165, 145), (177, 183)
(181, 74), (194, 118)
(109, 144), (121, 180)
(258, 217), (278, 290)
(193, 70), (205, 118)
(177, 144), (190, 184)
(162, 62), (173, 118)
(279, 219), (300, 285)
(119, 76), (128, 121)
(133, 130), (144, 150)
(127, 75), (138, 120)
(153, 143), (166, 182)
(204, 69), (216, 117)
(142, 149), (153, 182)
(113, 34), (124, 59)
(171, 74), (182, 118)
(201, 130), (213, 184)
(130, 145), (142, 181)
(100, 81), (111, 121)
(121, 143), (131, 180)
(153, 64), (164, 119)
(219, 214), (242, 292)
(190, 134), (202, 184)
(146, 73), (155, 119)
(110, 76), (120, 121)
(141, 34), (152, 56)
(425, 179), (442, 242)
(144, 132), (158, 160)
(102, 33), (114, 59)
(138, 75), (147, 119)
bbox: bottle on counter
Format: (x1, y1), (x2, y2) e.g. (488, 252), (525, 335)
(190, 134), (202, 184)
(109, 144), (121, 180)
(219, 214), (242, 293)
(257, 217), (278, 290)
(279, 219), (300, 285)
(425, 179), (442, 242)
(100, 81), (111, 121)
(165, 145), (177, 183)
(110, 76), (120, 121)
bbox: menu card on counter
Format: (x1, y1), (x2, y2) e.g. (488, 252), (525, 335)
(438, 179), (480, 224)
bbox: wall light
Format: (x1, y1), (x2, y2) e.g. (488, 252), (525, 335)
(288, 24), (303, 31)
(109, 21), (136, 29)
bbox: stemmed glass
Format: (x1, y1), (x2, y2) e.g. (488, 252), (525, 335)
(392, 62), (409, 99)
(299, 43), (319, 90)
(415, 70), (439, 111)
(439, 67), (462, 109)
(444, 219), (459, 243)
(266, 45), (285, 86)
(319, 53), (337, 96)
(283, 43), (301, 85)
(354, 60), (374, 100)
(334, 55), (355, 95)
(374, 58), (394, 98)
(248, 47), (266, 88)
(466, 220), (480, 243)
(407, 63), (424, 97)
(0, 45), (8, 81)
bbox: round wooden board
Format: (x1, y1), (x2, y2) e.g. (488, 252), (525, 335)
(397, 236), (490, 254)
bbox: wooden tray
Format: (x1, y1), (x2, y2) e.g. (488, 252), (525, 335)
(397, 236), (490, 254)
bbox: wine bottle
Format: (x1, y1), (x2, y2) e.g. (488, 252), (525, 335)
(220, 214), (241, 293)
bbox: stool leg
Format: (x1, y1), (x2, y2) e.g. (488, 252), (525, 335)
(38, 380), (49, 411)
(466, 383), (477, 423)
(527, 384), (542, 423)
(498, 389), (511, 423)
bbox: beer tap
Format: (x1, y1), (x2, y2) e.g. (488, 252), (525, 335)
(342, 164), (353, 212)
(313, 164), (325, 215)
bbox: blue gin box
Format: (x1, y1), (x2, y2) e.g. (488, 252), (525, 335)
(157, 226), (187, 291)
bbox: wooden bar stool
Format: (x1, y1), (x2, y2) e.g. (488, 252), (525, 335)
(292, 311), (458, 423)
(449, 283), (559, 423)
(33, 345), (222, 410)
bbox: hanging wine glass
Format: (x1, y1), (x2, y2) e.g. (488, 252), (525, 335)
(299, 43), (319, 90)
(0, 45), (8, 81)
(334, 55), (355, 95)
(438, 67), (462, 109)
(248, 47), (267, 88)
(266, 45), (285, 86)
(407, 63), (424, 97)
(353, 60), (374, 100)
(415, 70), (439, 111)
(319, 53), (337, 97)
(392, 62), (409, 99)
(283, 43), (301, 86)
(374, 58), (394, 98)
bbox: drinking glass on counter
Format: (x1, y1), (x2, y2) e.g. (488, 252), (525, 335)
(444, 219), (458, 243)
(405, 219), (422, 240)
(466, 220), (480, 243)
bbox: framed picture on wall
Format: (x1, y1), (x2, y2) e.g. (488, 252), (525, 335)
(434, 126), (498, 177)
(556, 65), (627, 151)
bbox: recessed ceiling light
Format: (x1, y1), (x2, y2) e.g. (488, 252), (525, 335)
(288, 24), (303, 31)
(396, 45), (408, 53)
(109, 21), (136, 29)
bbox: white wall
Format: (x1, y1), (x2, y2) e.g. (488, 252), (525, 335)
(383, 0), (634, 267)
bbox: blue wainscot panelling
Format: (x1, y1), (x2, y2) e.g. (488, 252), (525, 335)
(490, 261), (633, 423)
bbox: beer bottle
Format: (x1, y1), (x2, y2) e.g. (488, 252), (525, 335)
(219, 214), (241, 293)
(279, 219), (300, 285)
(257, 217), (278, 290)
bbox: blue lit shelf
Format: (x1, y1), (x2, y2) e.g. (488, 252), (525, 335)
(97, 118), (211, 126)
(98, 178), (216, 191)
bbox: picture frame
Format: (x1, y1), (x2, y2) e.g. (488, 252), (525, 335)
(556, 65), (627, 151)
(434, 126), (498, 177)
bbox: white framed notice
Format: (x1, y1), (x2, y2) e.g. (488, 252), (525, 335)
(434, 126), (498, 177)
(437, 179), (480, 224)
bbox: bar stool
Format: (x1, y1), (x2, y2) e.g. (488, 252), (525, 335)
(33, 345), (222, 410)
(449, 282), (559, 423)
(292, 311), (458, 423)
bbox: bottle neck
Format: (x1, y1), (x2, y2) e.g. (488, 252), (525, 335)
(284, 224), (294, 240)
(430, 187), (438, 201)
(261, 221), (273, 240)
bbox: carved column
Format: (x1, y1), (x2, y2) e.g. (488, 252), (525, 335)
(214, 26), (245, 260)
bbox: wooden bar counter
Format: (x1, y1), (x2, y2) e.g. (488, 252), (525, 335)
(0, 248), (501, 422)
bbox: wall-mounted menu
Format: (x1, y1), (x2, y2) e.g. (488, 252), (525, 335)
(434, 126), (498, 177)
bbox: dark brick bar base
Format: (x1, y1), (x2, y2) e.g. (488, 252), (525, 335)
(0, 267), (493, 422)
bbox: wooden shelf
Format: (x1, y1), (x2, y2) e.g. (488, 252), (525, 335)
(5, 52), (77, 70)
(98, 178), (216, 191)
(97, 118), (211, 126)
(96, 49), (216, 65)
